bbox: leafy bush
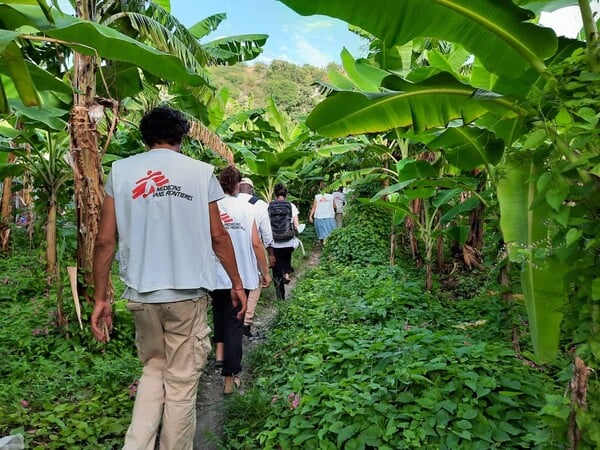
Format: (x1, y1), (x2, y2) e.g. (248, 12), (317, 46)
(0, 258), (139, 449)
(322, 178), (391, 266)
(222, 262), (567, 449)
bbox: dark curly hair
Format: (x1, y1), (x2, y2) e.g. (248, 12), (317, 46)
(219, 165), (242, 195)
(139, 107), (190, 147)
(273, 183), (288, 198)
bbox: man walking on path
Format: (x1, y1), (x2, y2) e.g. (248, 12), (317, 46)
(238, 177), (275, 337)
(332, 186), (346, 228)
(91, 106), (246, 450)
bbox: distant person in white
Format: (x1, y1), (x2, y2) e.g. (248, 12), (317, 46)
(332, 186), (346, 228)
(309, 181), (336, 246)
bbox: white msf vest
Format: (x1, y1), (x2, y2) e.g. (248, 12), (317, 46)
(106, 149), (222, 292)
(214, 195), (260, 290)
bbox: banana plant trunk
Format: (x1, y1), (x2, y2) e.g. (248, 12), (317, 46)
(46, 191), (57, 276)
(0, 153), (15, 252)
(69, 0), (109, 302)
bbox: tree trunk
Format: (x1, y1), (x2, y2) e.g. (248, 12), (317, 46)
(0, 153), (15, 252)
(70, 0), (112, 302)
(407, 198), (422, 265)
(436, 211), (444, 272)
(568, 356), (592, 449)
(46, 192), (57, 276)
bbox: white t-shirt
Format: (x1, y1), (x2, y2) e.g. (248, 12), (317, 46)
(272, 202), (299, 249)
(237, 192), (274, 247)
(214, 195), (261, 290)
(314, 193), (335, 219)
(105, 149), (223, 298)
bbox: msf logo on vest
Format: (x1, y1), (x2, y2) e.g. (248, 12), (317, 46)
(220, 212), (245, 231)
(132, 170), (169, 199)
(132, 170), (195, 201)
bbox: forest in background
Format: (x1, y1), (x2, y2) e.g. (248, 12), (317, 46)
(208, 60), (334, 119)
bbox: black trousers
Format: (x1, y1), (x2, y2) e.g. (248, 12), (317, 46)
(210, 289), (247, 376)
(272, 246), (294, 300)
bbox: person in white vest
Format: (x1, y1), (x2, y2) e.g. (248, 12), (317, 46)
(212, 166), (271, 394)
(309, 181), (336, 247)
(237, 177), (275, 338)
(91, 107), (246, 450)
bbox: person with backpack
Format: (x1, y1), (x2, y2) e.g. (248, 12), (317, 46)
(268, 183), (299, 300)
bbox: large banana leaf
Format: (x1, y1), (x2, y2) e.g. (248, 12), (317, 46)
(340, 48), (389, 92)
(306, 72), (527, 137)
(8, 98), (67, 129)
(279, 0), (558, 78)
(203, 34), (268, 65)
(188, 13), (227, 40)
(46, 21), (208, 86)
(497, 153), (568, 363)
(0, 4), (209, 87)
(0, 34), (40, 106)
(428, 126), (504, 173)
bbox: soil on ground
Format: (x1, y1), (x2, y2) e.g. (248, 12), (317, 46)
(193, 248), (321, 449)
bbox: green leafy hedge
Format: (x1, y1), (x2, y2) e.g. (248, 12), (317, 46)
(223, 263), (567, 449)
(0, 256), (139, 449)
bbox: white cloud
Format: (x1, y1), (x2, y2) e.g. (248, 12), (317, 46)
(304, 19), (336, 32)
(293, 37), (331, 67)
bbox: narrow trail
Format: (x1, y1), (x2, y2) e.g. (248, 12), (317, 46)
(193, 247), (321, 450)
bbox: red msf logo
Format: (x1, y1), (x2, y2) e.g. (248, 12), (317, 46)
(220, 212), (234, 224)
(132, 170), (169, 199)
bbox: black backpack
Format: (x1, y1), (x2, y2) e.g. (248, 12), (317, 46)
(268, 200), (294, 242)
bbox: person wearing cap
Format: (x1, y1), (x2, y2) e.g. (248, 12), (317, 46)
(238, 177), (275, 338)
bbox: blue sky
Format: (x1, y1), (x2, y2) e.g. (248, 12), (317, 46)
(57, 1), (588, 67)
(170, 0), (366, 67)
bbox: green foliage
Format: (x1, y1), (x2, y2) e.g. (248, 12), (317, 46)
(208, 60), (328, 119)
(0, 253), (47, 302)
(0, 255), (139, 448)
(322, 177), (391, 265)
(222, 262), (567, 449)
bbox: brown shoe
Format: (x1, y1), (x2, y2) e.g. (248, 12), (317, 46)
(223, 375), (241, 395)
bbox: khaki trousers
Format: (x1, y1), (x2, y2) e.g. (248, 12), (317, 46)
(123, 296), (211, 450)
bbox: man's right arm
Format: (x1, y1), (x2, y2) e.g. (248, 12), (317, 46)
(91, 195), (117, 342)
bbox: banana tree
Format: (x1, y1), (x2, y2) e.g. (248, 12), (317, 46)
(218, 96), (314, 200)
(279, 0), (598, 366)
(0, 125), (72, 276)
(0, 0), (214, 300)
(369, 157), (483, 290)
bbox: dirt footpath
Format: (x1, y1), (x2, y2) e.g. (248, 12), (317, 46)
(193, 248), (321, 449)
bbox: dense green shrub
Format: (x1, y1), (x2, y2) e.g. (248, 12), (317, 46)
(222, 262), (567, 449)
(322, 178), (391, 266)
(0, 260), (139, 449)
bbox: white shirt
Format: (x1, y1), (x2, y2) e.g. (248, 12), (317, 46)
(333, 191), (346, 214)
(214, 195), (260, 290)
(314, 193), (335, 219)
(237, 192), (274, 247)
